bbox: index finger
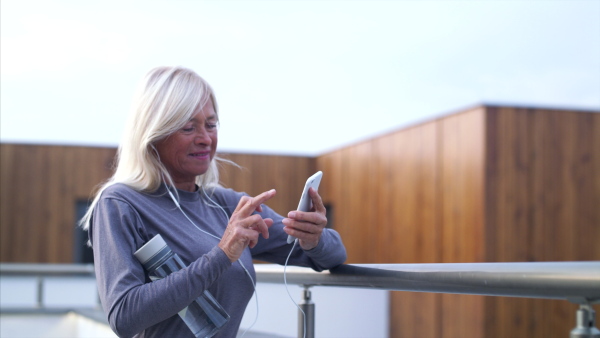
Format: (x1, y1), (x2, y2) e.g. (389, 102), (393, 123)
(235, 189), (277, 216)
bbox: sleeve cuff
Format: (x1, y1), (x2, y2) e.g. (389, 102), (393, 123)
(211, 246), (233, 268)
(303, 231), (328, 257)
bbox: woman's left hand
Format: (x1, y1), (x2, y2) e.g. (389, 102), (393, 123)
(282, 187), (327, 250)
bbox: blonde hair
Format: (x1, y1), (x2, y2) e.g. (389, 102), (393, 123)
(81, 66), (223, 230)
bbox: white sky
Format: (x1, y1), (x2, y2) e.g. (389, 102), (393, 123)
(1, 0), (599, 156)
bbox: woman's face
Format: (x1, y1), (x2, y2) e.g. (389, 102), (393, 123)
(155, 99), (218, 191)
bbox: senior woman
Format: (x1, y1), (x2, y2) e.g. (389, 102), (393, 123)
(81, 66), (346, 338)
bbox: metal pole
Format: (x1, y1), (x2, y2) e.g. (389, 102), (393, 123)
(571, 304), (600, 338)
(36, 276), (44, 309)
(298, 286), (315, 338)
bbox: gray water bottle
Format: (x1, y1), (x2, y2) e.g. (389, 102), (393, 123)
(134, 234), (230, 338)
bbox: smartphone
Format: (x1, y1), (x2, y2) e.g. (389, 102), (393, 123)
(287, 171), (323, 244)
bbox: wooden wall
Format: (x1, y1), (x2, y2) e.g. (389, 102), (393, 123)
(316, 105), (600, 337)
(0, 144), (314, 263)
(1, 105), (598, 337)
(483, 107), (600, 337)
(0, 144), (117, 263)
(317, 107), (487, 337)
(438, 108), (487, 337)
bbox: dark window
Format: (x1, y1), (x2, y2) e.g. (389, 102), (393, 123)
(74, 200), (94, 264)
(324, 203), (334, 229)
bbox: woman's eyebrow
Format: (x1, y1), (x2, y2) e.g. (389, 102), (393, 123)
(189, 114), (218, 123)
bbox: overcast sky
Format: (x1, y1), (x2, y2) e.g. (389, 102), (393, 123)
(1, 0), (599, 156)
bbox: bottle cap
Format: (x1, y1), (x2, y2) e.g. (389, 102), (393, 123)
(134, 234), (168, 264)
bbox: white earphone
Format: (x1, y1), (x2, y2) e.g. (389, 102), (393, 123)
(170, 186), (307, 338)
(166, 185), (259, 336)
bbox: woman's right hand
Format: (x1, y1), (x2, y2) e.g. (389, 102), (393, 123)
(218, 189), (277, 262)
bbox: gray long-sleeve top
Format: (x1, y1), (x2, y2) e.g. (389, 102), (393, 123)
(89, 183), (347, 337)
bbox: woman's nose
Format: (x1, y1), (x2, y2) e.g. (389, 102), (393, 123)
(194, 128), (212, 145)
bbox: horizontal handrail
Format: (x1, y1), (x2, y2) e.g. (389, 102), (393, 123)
(1, 263), (100, 313)
(3, 261), (599, 337)
(0, 263), (96, 276)
(2, 262), (599, 304)
(256, 261), (600, 304)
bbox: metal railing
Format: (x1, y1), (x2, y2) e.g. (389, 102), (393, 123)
(0, 263), (96, 276)
(255, 261), (600, 338)
(2, 262), (599, 337)
(0, 263), (101, 316)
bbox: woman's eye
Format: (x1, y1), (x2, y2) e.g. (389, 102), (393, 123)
(182, 126), (195, 132)
(206, 123), (218, 130)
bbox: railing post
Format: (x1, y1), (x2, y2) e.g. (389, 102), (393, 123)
(298, 286), (315, 338)
(36, 276), (44, 309)
(570, 304), (600, 338)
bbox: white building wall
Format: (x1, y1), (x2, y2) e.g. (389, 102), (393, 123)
(1, 275), (389, 338)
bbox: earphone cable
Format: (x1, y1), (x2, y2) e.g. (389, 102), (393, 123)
(168, 187), (260, 337)
(284, 239), (306, 338)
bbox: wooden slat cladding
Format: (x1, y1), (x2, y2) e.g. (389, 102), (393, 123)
(0, 145), (314, 263)
(484, 107), (600, 338)
(0, 144), (116, 263)
(317, 120), (444, 338)
(316, 106), (599, 338)
(438, 108), (486, 338)
(317, 124), (441, 265)
(485, 107), (600, 262)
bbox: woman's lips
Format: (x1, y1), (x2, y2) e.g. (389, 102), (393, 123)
(190, 151), (210, 160)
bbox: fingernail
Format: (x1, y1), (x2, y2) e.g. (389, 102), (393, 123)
(288, 211), (296, 218)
